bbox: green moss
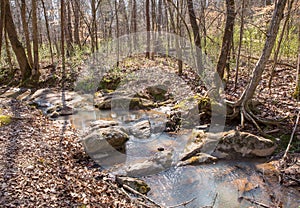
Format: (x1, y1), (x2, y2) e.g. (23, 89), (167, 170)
(0, 115), (12, 126)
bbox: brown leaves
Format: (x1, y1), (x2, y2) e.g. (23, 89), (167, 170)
(0, 98), (142, 207)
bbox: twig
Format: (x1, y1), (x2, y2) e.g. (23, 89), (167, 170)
(239, 196), (270, 208)
(283, 110), (300, 159)
(122, 184), (162, 207)
(211, 193), (218, 207)
(167, 197), (196, 208)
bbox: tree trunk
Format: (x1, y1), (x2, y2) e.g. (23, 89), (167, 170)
(5, 31), (13, 71)
(61, 0), (66, 76)
(216, 0), (235, 80)
(146, 0), (151, 59)
(0, 0), (5, 58)
(294, 21), (300, 100)
(20, 0), (33, 68)
(4, 0), (32, 82)
(41, 0), (54, 65)
(187, 0), (203, 72)
(234, 0), (245, 90)
(66, 0), (73, 56)
(268, 0), (294, 90)
(237, 0), (288, 105)
(72, 1), (81, 46)
(130, 0), (137, 49)
(115, 0), (120, 66)
(32, 0), (40, 81)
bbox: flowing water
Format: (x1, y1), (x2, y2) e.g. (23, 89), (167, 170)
(58, 109), (300, 208)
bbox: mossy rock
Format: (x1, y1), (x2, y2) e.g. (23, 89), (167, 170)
(0, 115), (12, 126)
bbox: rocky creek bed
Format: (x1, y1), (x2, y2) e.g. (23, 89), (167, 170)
(1, 86), (299, 207)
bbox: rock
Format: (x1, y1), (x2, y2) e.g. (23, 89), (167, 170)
(215, 130), (277, 158)
(81, 127), (129, 156)
(146, 84), (168, 101)
(177, 153), (217, 167)
(180, 130), (216, 161)
(90, 120), (119, 129)
(129, 120), (151, 139)
(95, 96), (155, 110)
(181, 130), (277, 161)
(116, 176), (150, 194)
(126, 150), (173, 177)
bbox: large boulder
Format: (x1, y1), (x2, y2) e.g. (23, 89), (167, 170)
(180, 130), (277, 161)
(80, 127), (129, 156)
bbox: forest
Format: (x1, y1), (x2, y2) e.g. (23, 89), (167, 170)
(0, 0), (299, 207)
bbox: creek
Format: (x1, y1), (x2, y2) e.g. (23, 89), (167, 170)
(58, 108), (299, 208)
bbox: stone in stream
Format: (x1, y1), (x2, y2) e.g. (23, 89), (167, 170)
(180, 130), (277, 162)
(80, 127), (129, 157)
(116, 176), (151, 194)
(125, 150), (173, 177)
(95, 95), (156, 110)
(177, 153), (217, 167)
(129, 120), (151, 139)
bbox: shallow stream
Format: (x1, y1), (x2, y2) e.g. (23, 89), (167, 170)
(59, 109), (299, 208)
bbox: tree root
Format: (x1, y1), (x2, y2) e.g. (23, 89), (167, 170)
(225, 99), (283, 139)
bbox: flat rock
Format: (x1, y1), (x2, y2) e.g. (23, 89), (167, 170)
(125, 150), (173, 177)
(181, 130), (277, 161)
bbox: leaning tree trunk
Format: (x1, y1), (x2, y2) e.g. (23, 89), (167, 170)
(216, 0), (235, 80)
(4, 0), (32, 82)
(294, 21), (300, 100)
(237, 0), (288, 106)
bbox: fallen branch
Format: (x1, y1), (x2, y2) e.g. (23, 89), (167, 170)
(239, 196), (270, 208)
(283, 110), (300, 159)
(122, 184), (162, 207)
(168, 197), (196, 208)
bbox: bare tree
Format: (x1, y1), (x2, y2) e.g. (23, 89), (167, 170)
(41, 0), (54, 65)
(229, 0), (288, 131)
(32, 0), (40, 81)
(146, 0), (151, 59)
(234, 0), (245, 90)
(0, 0), (5, 58)
(3, 0), (32, 82)
(72, 1), (81, 47)
(187, 0), (203, 71)
(216, 0), (236, 81)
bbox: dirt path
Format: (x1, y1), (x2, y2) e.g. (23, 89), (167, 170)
(0, 98), (144, 207)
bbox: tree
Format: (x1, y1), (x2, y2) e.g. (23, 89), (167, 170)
(20, 0), (33, 68)
(41, 0), (54, 65)
(216, 0), (236, 81)
(72, 1), (81, 47)
(187, 0), (203, 71)
(0, 0), (4, 58)
(229, 0), (288, 131)
(32, 0), (40, 81)
(146, 0), (151, 59)
(3, 0), (32, 82)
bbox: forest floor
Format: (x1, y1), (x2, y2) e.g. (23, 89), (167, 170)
(0, 98), (146, 207)
(0, 55), (299, 207)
